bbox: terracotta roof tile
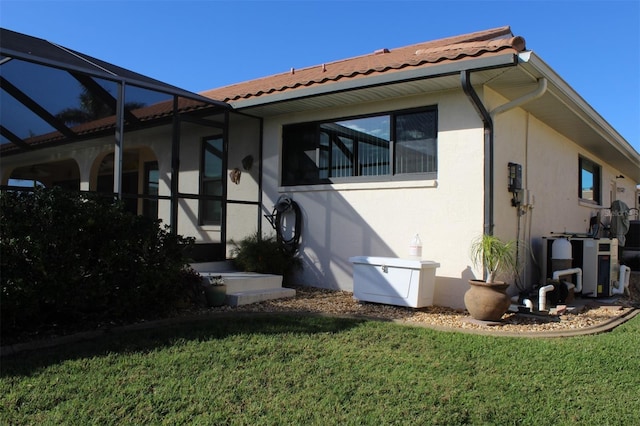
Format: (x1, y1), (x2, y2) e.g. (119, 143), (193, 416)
(201, 26), (525, 103)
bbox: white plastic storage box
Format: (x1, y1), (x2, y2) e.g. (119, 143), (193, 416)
(349, 256), (440, 308)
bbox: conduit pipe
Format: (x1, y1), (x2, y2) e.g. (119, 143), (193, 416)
(552, 268), (583, 293)
(613, 265), (631, 295)
(538, 285), (555, 312)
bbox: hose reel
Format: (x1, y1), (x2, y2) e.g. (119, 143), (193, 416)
(265, 195), (302, 254)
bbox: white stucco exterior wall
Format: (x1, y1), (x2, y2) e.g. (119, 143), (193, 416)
(487, 87), (638, 289)
(259, 90), (486, 309)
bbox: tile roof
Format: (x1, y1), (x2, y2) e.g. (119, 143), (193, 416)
(201, 26), (525, 103)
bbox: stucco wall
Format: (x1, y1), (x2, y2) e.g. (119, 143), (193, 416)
(260, 90), (486, 309)
(487, 87), (638, 289)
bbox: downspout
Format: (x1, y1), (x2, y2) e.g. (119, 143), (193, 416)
(461, 70), (494, 236)
(490, 78), (547, 119)
(461, 74), (548, 237)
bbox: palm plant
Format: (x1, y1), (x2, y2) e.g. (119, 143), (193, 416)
(470, 234), (517, 283)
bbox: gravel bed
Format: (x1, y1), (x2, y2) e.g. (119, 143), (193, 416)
(211, 286), (638, 334)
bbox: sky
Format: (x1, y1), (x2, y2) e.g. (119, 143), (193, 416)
(1, 0), (639, 153)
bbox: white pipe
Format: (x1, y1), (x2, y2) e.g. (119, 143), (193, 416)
(523, 299), (534, 311)
(613, 265), (631, 295)
(539, 285), (555, 311)
(552, 267), (583, 293)
(511, 296), (534, 311)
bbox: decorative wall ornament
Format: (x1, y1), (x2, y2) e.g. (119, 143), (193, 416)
(229, 168), (241, 184)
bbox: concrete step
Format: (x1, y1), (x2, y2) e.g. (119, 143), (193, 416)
(200, 272), (283, 293)
(226, 287), (296, 307)
(190, 261), (235, 273)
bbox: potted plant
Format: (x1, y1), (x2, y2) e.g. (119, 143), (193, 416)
(464, 234), (517, 321)
(201, 275), (227, 307)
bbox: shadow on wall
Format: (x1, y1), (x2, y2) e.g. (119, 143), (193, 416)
(263, 188), (474, 310)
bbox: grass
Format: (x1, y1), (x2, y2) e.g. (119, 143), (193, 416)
(2, 314), (640, 425)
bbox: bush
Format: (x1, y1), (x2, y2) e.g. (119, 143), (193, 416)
(231, 232), (302, 284)
(0, 187), (195, 339)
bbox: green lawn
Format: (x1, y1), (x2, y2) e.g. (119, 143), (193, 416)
(2, 314), (640, 425)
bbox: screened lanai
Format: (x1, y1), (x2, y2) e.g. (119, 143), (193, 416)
(1, 28), (261, 261)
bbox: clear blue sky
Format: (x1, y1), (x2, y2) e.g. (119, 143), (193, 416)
(2, 0), (639, 153)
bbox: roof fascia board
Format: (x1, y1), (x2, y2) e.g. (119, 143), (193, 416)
(1, 47), (230, 109)
(230, 53), (519, 110)
(519, 51), (640, 165)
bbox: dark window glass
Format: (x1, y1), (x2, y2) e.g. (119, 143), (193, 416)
(579, 156), (601, 204)
(201, 136), (223, 225)
(143, 161), (159, 219)
(282, 107), (436, 185)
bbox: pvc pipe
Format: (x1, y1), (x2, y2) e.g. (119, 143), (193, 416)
(523, 299), (534, 311)
(552, 267), (583, 293)
(511, 296), (534, 312)
(613, 265), (631, 295)
(539, 285), (555, 311)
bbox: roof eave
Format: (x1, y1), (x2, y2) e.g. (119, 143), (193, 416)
(229, 52), (520, 110)
(518, 51), (640, 182)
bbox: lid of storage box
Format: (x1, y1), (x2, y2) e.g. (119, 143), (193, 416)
(349, 256), (440, 269)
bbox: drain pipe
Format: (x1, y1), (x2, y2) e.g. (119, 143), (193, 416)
(461, 70), (494, 236)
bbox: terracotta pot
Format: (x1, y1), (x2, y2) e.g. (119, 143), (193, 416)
(464, 279), (511, 321)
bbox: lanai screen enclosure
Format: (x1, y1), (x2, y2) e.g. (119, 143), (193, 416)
(1, 28), (261, 261)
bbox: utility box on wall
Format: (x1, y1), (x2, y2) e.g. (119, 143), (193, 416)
(349, 256), (440, 308)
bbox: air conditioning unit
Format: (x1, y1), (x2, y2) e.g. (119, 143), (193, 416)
(542, 237), (619, 297)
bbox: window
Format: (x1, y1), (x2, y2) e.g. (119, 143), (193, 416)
(579, 156), (601, 204)
(200, 136), (224, 225)
(282, 107), (437, 185)
(143, 161), (159, 219)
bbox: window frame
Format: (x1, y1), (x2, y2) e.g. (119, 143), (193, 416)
(281, 106), (437, 186)
(578, 156), (601, 204)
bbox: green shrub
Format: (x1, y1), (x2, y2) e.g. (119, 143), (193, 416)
(231, 232), (302, 283)
(0, 187), (195, 339)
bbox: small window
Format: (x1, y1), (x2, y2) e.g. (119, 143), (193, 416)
(579, 156), (601, 204)
(282, 107), (437, 186)
(200, 136), (223, 225)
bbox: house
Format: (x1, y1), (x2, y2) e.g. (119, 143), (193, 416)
(2, 26), (639, 309)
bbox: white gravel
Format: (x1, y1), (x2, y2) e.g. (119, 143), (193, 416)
(210, 286), (637, 334)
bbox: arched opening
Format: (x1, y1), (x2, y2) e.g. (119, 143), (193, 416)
(9, 159), (80, 190)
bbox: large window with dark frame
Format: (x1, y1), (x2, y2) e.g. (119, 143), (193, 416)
(282, 107), (437, 186)
(579, 156), (601, 204)
(200, 135), (224, 225)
